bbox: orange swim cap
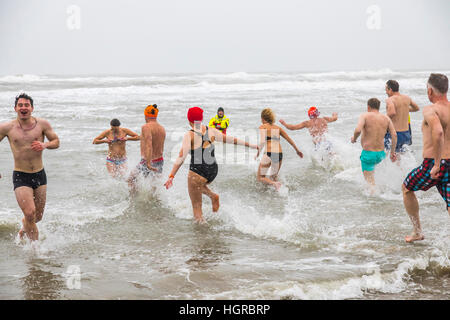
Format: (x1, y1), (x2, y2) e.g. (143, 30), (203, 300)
(308, 106), (320, 119)
(144, 104), (158, 118)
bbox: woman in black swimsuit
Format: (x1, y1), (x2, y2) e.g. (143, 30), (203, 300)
(164, 107), (259, 223)
(257, 108), (304, 190)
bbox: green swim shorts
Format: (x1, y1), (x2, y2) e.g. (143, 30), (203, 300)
(360, 150), (386, 172)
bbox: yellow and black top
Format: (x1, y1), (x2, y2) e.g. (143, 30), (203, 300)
(208, 114), (229, 134)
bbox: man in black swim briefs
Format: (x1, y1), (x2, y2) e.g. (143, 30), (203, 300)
(0, 93), (60, 241)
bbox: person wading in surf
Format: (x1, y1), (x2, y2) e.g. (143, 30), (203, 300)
(384, 80), (420, 156)
(128, 104), (166, 194)
(402, 73), (450, 243)
(0, 93), (60, 242)
(280, 106), (338, 153)
(164, 106), (258, 224)
(92, 118), (140, 178)
(257, 108), (304, 190)
(351, 98), (397, 194)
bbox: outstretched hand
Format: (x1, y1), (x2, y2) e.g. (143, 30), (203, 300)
(279, 119), (286, 126)
(164, 177), (174, 190)
(297, 150), (304, 158)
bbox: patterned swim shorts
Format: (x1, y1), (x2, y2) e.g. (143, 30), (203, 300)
(403, 158), (450, 207)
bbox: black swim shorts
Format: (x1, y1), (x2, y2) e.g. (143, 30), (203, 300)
(13, 169), (47, 190)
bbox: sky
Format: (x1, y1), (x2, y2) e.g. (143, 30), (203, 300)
(0, 0), (449, 75)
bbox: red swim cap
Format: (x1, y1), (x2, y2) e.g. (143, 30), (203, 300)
(308, 106), (320, 119)
(187, 107), (204, 123)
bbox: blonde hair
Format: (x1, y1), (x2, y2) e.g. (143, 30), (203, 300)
(261, 108), (275, 124)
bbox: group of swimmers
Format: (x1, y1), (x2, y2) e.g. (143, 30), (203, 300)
(0, 73), (448, 244)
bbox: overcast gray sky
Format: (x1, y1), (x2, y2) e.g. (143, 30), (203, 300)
(0, 0), (449, 75)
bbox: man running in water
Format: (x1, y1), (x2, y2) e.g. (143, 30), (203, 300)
(209, 107), (230, 135)
(128, 105), (166, 194)
(93, 118), (140, 178)
(402, 73), (450, 243)
(384, 80), (420, 155)
(280, 107), (338, 152)
(351, 98), (397, 194)
(0, 93), (60, 241)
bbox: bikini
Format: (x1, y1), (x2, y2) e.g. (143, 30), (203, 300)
(266, 135), (283, 163)
(189, 127), (218, 183)
(106, 133), (126, 165)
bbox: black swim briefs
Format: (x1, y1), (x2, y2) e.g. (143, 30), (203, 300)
(13, 169), (47, 190)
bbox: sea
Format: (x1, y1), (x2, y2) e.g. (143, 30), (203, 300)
(0, 69), (448, 300)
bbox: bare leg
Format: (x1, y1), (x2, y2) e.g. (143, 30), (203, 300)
(402, 184), (424, 242)
(363, 170), (376, 195)
(106, 162), (115, 177)
(127, 169), (139, 196)
(116, 163), (128, 178)
(202, 184), (219, 212)
(34, 185), (47, 223)
(270, 160), (282, 182)
(257, 157), (281, 190)
(15, 187), (39, 241)
(188, 171), (207, 224)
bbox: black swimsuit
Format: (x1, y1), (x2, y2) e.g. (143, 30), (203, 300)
(189, 127), (218, 183)
(13, 169), (47, 190)
(266, 135), (283, 163)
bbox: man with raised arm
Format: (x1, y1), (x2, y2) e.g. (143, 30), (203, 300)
(280, 107), (337, 152)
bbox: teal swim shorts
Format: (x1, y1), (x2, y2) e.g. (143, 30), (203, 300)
(360, 150), (386, 172)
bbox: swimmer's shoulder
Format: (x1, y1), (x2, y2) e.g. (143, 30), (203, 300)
(0, 119), (15, 136)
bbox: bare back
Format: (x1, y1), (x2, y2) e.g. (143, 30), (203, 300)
(361, 112), (391, 151)
(422, 100), (450, 159)
(259, 123), (282, 153)
(141, 121), (166, 160)
(307, 118), (329, 143)
(387, 94), (412, 131)
(1, 118), (47, 173)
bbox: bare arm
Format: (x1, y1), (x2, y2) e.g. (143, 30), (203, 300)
(164, 132), (192, 188)
(124, 128), (140, 141)
(210, 127), (257, 149)
(32, 120), (60, 151)
(141, 125), (153, 165)
(280, 127), (303, 158)
(351, 114), (365, 143)
(386, 99), (396, 119)
(409, 99), (420, 112)
(323, 113), (338, 123)
(93, 130), (110, 144)
(279, 119), (309, 130)
(386, 117), (397, 161)
(424, 107), (444, 178)
(0, 122), (10, 142)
